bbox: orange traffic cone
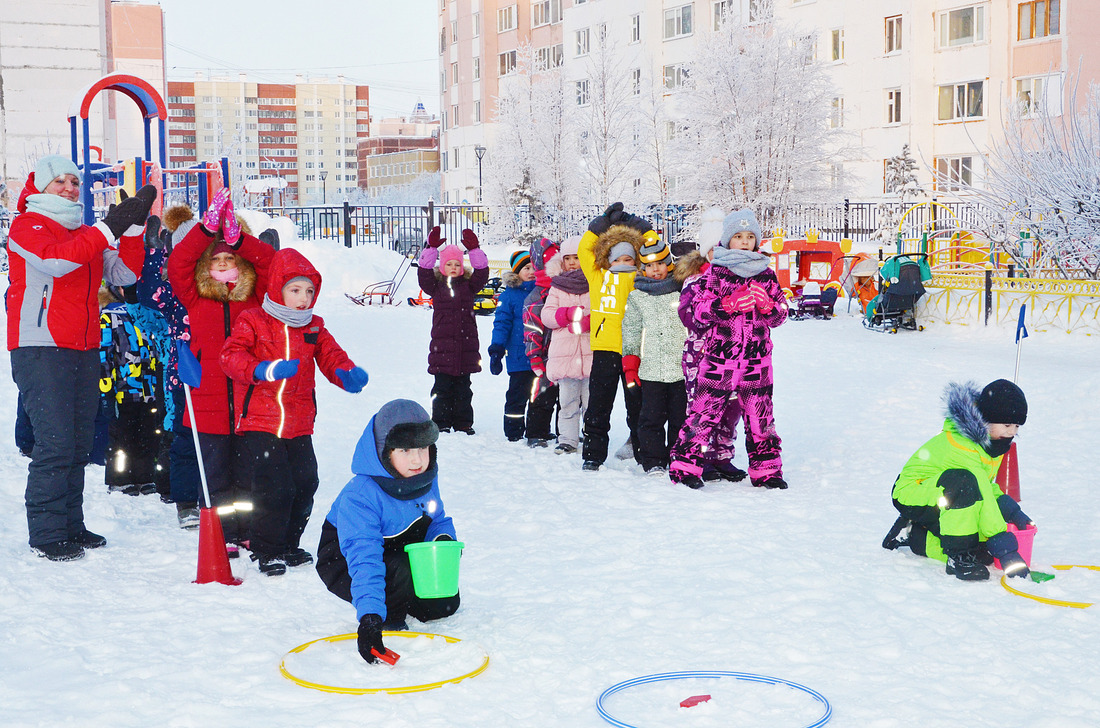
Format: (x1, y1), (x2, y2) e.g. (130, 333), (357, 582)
(995, 441), (1021, 502)
(194, 507), (242, 585)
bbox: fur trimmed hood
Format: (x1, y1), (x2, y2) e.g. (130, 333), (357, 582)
(502, 270), (525, 288)
(593, 224), (646, 271)
(674, 250), (708, 283)
(194, 242), (258, 302)
(433, 266), (475, 282)
(943, 381), (990, 447)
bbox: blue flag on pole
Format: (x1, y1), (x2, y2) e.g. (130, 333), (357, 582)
(176, 339), (202, 388)
(1015, 304), (1028, 344)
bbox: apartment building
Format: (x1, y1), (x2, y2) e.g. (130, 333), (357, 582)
(439, 0), (1098, 201)
(358, 109), (441, 197)
(166, 74), (370, 204)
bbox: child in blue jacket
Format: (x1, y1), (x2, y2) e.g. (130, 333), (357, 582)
(315, 399), (459, 663)
(488, 250), (556, 446)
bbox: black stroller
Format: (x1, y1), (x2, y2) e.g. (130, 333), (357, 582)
(863, 253), (932, 333)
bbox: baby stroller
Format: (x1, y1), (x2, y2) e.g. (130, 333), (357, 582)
(790, 281), (840, 320)
(864, 253), (932, 333)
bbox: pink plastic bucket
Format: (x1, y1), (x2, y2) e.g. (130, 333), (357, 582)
(994, 523), (1036, 570)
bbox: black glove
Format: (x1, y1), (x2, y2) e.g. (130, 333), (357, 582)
(158, 225), (173, 254)
(259, 228), (281, 251)
(103, 185), (157, 239)
(357, 613), (385, 664)
(122, 284), (139, 304)
(144, 215), (162, 249)
(588, 202), (625, 236)
(997, 494), (1032, 530)
(620, 213), (653, 234)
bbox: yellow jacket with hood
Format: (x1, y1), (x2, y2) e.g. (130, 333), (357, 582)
(578, 224), (656, 353)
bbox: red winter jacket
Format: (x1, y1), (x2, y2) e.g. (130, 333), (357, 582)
(167, 222), (275, 434)
(220, 248), (356, 439)
(6, 174), (144, 351)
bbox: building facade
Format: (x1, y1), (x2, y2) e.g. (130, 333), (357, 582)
(439, 0), (1098, 202)
(358, 111), (441, 197)
(165, 74), (370, 205)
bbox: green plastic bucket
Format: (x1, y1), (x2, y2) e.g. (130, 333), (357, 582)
(404, 541), (464, 598)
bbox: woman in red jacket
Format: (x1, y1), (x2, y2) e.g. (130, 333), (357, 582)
(7, 155), (153, 560)
(165, 190), (275, 549)
(221, 248), (368, 576)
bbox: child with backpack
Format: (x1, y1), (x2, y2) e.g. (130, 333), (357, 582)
(669, 209), (788, 490)
(220, 248), (369, 576)
(621, 238), (688, 475)
(417, 226), (489, 434)
(541, 235), (591, 456)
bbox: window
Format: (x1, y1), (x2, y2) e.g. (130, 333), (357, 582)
(536, 44), (564, 69)
(829, 96), (844, 128)
(473, 57), (481, 80)
(441, 151), (448, 172)
(452, 105), (459, 127)
(440, 72), (446, 93)
(937, 80), (984, 121)
(1018, 0), (1059, 40)
(830, 29), (845, 61)
(663, 5), (694, 40)
(441, 111), (447, 131)
(934, 156), (973, 191)
(451, 21), (458, 45)
(576, 79), (591, 106)
(440, 28), (447, 53)
(1016, 74), (1063, 116)
(474, 100), (482, 123)
(712, 0), (732, 30)
(886, 89), (903, 124)
(748, 0), (771, 23)
(472, 12), (480, 37)
(453, 148), (460, 168)
(598, 22), (608, 43)
(632, 68), (642, 96)
(939, 5), (986, 48)
(631, 14), (641, 43)
(663, 64), (688, 90)
(532, 0), (562, 27)
(499, 50), (517, 76)
(451, 62), (459, 85)
(498, 5), (517, 33)
(575, 28), (590, 56)
(885, 15), (902, 53)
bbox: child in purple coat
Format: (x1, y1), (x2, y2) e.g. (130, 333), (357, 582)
(669, 209), (788, 490)
(417, 226), (489, 434)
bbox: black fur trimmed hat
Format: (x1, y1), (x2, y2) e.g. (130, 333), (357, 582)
(372, 399), (439, 463)
(976, 379), (1027, 425)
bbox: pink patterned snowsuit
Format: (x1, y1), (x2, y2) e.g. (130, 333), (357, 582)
(670, 264), (787, 485)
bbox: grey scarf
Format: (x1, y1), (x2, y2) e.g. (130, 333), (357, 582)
(633, 275), (682, 295)
(25, 193), (84, 231)
(262, 293), (313, 328)
(712, 248), (770, 278)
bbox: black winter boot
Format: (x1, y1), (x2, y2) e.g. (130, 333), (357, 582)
(945, 552), (990, 581)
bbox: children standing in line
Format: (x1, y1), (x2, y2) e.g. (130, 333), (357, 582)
(417, 226), (489, 435)
(221, 248), (369, 576)
(316, 399), (460, 663)
(541, 236), (591, 456)
(669, 209), (788, 490)
(578, 203), (653, 471)
(621, 238), (688, 475)
(488, 249), (556, 446)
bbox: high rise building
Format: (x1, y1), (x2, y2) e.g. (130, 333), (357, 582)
(165, 74), (370, 204)
(358, 105), (441, 198)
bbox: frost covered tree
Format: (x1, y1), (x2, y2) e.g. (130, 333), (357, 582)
(670, 0), (842, 216)
(938, 80), (1100, 278)
(633, 66), (674, 209)
(872, 144), (927, 246)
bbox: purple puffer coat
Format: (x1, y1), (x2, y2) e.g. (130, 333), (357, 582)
(418, 247), (490, 376)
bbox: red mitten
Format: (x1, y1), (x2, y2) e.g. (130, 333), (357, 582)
(721, 289), (756, 314)
(427, 226), (446, 248)
(529, 356), (545, 378)
(622, 355), (641, 388)
(461, 228), (480, 250)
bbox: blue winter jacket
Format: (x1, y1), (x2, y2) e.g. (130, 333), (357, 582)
(490, 272), (535, 373)
(324, 415), (456, 621)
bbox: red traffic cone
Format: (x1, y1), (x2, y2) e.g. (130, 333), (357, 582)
(194, 507), (242, 585)
(995, 441), (1021, 502)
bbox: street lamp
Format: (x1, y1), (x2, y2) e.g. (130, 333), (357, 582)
(474, 145), (487, 203)
(319, 169), (328, 205)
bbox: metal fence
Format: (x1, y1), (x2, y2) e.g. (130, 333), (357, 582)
(259, 198), (991, 249)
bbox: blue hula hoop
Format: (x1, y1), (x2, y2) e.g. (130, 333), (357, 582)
(596, 670), (832, 728)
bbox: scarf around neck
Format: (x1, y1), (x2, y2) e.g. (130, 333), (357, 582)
(550, 268), (589, 295)
(262, 293), (314, 328)
(633, 275), (682, 296)
(712, 248), (771, 278)
(210, 267), (239, 283)
(25, 193), (84, 231)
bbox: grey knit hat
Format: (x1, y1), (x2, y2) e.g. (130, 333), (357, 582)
(639, 238), (671, 265)
(608, 241), (637, 264)
(34, 155), (82, 191)
(720, 209), (763, 250)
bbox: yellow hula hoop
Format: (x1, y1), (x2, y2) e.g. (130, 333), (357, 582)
(280, 630), (490, 695)
(1000, 564), (1099, 609)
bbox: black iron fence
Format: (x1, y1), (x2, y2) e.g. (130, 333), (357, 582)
(260, 198), (989, 249)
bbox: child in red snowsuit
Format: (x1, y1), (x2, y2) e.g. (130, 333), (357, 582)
(221, 248), (369, 576)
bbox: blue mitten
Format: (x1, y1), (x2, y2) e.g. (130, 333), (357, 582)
(487, 344), (505, 376)
(336, 366), (369, 393)
(254, 359), (299, 382)
(997, 494), (1032, 530)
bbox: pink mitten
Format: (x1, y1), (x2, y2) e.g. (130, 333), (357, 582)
(220, 198), (241, 245)
(202, 188), (230, 233)
(751, 284), (774, 313)
(570, 313), (591, 335)
(721, 289), (755, 314)
(554, 306), (573, 328)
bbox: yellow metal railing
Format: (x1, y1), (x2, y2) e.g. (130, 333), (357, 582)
(918, 274), (1100, 335)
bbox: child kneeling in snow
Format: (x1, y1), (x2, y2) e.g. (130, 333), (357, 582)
(220, 248), (369, 577)
(315, 399), (460, 663)
(883, 379), (1034, 581)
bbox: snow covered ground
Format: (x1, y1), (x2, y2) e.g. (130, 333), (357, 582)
(1, 229), (1098, 727)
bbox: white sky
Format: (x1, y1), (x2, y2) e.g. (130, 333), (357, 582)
(151, 0), (438, 118)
